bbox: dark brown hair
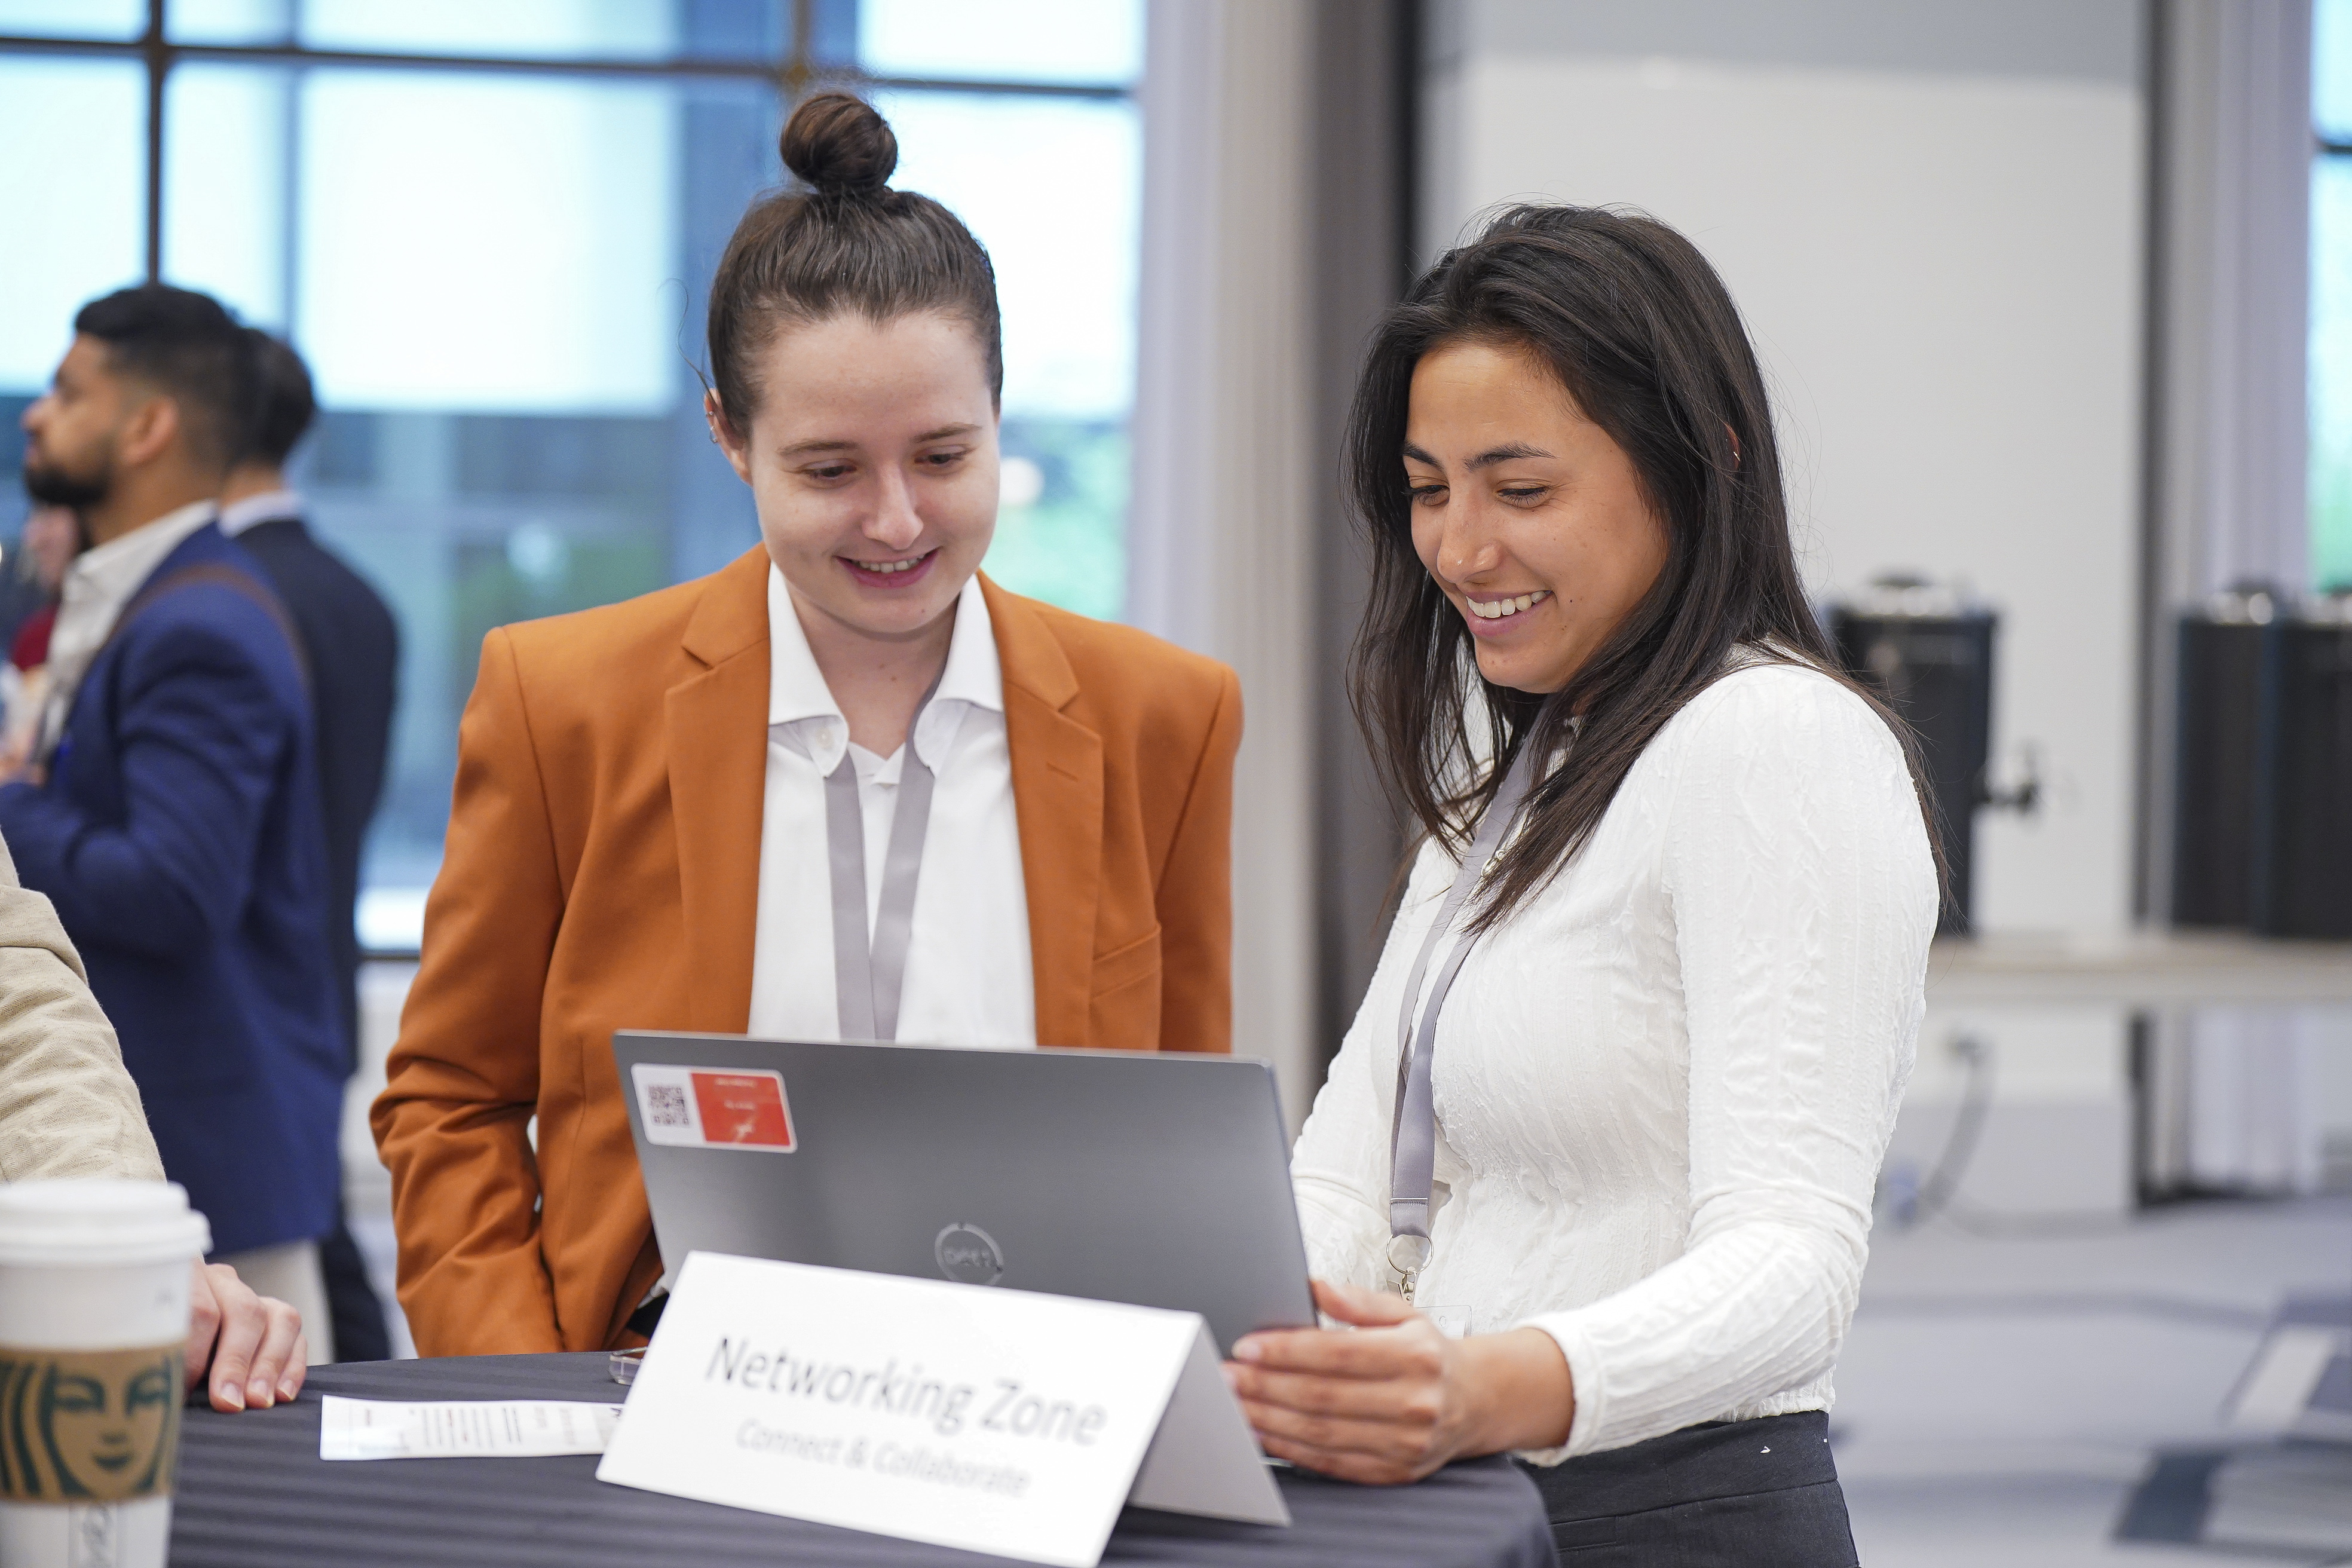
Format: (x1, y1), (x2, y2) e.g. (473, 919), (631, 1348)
(74, 284), (259, 473)
(706, 92), (1002, 436)
(1347, 203), (1940, 926)
(239, 328), (317, 469)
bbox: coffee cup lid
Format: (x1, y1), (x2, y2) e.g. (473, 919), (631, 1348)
(0, 1179), (212, 1265)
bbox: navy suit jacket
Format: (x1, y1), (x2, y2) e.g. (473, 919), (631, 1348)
(0, 522), (343, 1256)
(230, 514), (399, 1060)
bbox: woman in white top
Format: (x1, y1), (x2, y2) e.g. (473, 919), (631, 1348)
(1224, 205), (1939, 1562)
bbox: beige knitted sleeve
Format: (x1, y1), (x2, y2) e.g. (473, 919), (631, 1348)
(0, 832), (164, 1182)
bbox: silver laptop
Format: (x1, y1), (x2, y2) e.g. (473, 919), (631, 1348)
(614, 1031), (1318, 1353)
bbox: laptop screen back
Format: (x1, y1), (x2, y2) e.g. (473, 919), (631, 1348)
(614, 1032), (1318, 1352)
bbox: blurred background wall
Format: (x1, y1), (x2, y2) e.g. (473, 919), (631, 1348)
(1, 0), (2348, 1298)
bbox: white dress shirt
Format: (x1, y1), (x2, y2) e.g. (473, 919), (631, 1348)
(1290, 660), (1938, 1462)
(40, 499), (219, 756)
(218, 488), (304, 537)
(746, 567), (1037, 1048)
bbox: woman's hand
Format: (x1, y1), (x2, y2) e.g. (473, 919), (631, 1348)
(1224, 1279), (1575, 1484)
(186, 1260), (309, 1412)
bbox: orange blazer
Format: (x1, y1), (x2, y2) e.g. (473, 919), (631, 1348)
(372, 548), (1242, 1356)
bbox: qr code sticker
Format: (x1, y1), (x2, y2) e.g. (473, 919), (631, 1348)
(645, 1083), (691, 1128)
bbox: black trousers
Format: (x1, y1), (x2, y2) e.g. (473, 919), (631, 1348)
(318, 1201), (391, 1363)
(1515, 1411), (1858, 1566)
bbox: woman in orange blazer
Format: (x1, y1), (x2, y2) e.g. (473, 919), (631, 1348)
(372, 95), (1240, 1357)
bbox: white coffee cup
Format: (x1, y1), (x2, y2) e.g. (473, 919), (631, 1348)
(0, 1180), (211, 1568)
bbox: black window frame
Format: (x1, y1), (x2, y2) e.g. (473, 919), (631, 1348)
(0, 0), (1135, 283)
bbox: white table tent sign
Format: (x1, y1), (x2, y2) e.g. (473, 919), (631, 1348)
(597, 1252), (1289, 1568)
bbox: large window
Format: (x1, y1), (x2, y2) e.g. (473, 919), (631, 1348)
(0, 0), (1142, 953)
(2317, 0), (2352, 588)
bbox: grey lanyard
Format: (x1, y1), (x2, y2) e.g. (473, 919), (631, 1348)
(822, 670), (947, 1042)
(1386, 738), (1544, 1300)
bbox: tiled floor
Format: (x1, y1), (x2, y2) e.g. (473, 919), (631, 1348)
(1839, 1195), (2352, 1565)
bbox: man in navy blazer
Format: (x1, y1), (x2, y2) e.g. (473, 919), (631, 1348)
(217, 331), (400, 1362)
(218, 335), (398, 1079)
(2, 285), (345, 1355)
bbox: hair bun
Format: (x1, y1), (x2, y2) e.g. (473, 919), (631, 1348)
(780, 91), (898, 198)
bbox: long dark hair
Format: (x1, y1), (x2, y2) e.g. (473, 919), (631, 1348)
(1347, 204), (1938, 926)
(707, 91), (1002, 436)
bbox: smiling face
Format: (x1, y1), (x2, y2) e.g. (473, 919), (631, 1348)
(44, 1359), (174, 1494)
(1404, 338), (1671, 696)
(712, 310), (999, 651)
(0, 1346), (181, 1503)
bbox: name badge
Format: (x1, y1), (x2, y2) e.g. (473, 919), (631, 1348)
(596, 1252), (1288, 1567)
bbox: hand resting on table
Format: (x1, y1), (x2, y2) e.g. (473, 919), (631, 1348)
(186, 1258), (308, 1412)
(1224, 1279), (1574, 1484)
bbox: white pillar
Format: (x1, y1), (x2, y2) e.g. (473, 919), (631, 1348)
(2147, 0), (2322, 1194)
(2153, 0), (2313, 608)
(1129, 0), (1320, 1128)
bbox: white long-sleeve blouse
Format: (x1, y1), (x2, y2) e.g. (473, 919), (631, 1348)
(1291, 657), (1938, 1462)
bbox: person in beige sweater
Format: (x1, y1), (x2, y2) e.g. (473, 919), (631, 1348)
(0, 832), (313, 1411)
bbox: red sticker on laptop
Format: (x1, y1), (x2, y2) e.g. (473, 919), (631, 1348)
(630, 1064), (795, 1152)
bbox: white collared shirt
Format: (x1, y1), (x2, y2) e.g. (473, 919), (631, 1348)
(218, 489), (304, 537)
(41, 499), (220, 754)
(746, 566), (1037, 1048)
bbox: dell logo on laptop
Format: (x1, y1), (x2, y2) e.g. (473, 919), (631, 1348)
(933, 1223), (1005, 1285)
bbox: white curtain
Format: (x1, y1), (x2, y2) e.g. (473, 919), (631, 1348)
(2152, 0), (2311, 607)
(1129, 0), (1322, 1126)
(2145, 0), (2321, 1194)
(2181, 1012), (2328, 1193)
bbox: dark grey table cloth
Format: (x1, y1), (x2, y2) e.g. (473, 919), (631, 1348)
(170, 1353), (1555, 1567)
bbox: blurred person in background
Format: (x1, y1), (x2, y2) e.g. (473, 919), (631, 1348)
(0, 823), (311, 1411)
(0, 503), (82, 765)
(219, 328), (399, 1364)
(0, 501), (78, 655)
(375, 93), (1241, 1356)
(0, 284), (345, 1364)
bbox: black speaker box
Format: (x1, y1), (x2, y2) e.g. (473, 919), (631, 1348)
(1830, 602), (1995, 936)
(2171, 615), (2276, 928)
(2261, 617), (2352, 938)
